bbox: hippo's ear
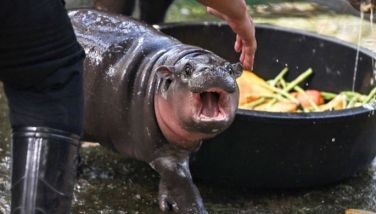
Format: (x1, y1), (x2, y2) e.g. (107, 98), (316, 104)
(156, 66), (174, 79)
(156, 66), (175, 96)
(230, 63), (243, 78)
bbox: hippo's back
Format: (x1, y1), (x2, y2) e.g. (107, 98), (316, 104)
(69, 9), (178, 69)
(69, 10), (178, 157)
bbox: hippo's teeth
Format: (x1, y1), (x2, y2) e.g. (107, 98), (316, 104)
(200, 92), (220, 117)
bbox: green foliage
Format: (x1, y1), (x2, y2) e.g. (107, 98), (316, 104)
(246, 0), (305, 5)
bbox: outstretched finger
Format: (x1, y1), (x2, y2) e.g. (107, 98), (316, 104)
(241, 46), (255, 70)
(235, 34), (242, 53)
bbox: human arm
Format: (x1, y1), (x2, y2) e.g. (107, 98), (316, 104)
(197, 0), (256, 70)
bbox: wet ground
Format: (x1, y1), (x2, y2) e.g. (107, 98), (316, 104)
(0, 95), (375, 213)
(73, 146), (376, 213)
(1, 0), (376, 213)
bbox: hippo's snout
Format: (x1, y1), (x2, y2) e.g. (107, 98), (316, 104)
(188, 68), (238, 94)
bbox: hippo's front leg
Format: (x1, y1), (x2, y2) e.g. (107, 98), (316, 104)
(151, 60), (241, 212)
(150, 155), (207, 213)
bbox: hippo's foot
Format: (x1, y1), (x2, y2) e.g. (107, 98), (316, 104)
(150, 156), (207, 213)
(158, 178), (207, 213)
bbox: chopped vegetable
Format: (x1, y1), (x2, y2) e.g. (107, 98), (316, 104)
(254, 100), (298, 112)
(345, 209), (376, 214)
(237, 70), (274, 105)
(237, 68), (376, 112)
(317, 94), (347, 111)
(295, 89), (324, 109)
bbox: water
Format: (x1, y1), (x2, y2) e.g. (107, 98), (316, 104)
(371, 7), (376, 85)
(352, 1), (376, 91)
(352, 10), (364, 91)
(371, 7), (374, 33)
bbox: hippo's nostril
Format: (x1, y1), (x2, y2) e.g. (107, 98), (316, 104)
(225, 63), (242, 78)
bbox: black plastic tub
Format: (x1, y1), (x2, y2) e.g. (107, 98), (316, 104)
(157, 23), (376, 189)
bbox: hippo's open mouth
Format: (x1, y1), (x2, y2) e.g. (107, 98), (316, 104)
(194, 88), (229, 121)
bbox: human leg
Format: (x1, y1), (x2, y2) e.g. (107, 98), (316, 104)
(4, 60), (84, 214)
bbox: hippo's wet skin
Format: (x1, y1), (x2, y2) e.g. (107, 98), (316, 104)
(70, 9), (241, 213)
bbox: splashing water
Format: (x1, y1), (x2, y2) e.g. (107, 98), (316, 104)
(352, 0), (376, 91)
(352, 10), (364, 91)
(371, 7), (376, 84)
(371, 6), (374, 34)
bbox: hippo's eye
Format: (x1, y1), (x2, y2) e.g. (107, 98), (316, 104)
(184, 63), (194, 77)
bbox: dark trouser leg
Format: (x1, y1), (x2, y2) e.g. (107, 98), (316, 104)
(4, 60), (83, 134)
(139, 0), (174, 24)
(4, 60), (84, 214)
(94, 0), (135, 16)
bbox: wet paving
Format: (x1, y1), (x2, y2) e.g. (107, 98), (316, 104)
(71, 146), (376, 213)
(0, 93), (375, 213)
(0, 89), (11, 214)
(1, 0), (376, 213)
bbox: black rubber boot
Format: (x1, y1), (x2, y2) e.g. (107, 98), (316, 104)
(10, 127), (80, 214)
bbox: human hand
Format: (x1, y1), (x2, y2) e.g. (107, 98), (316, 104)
(207, 6), (256, 70)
